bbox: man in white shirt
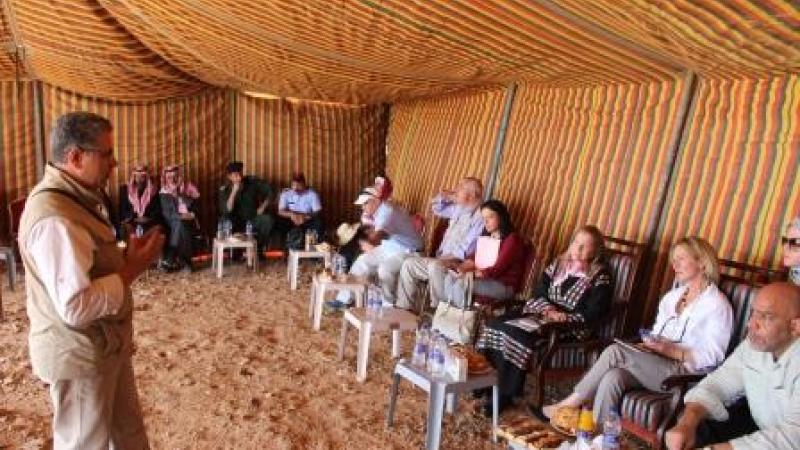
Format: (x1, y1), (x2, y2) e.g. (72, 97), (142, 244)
(276, 172), (324, 249)
(19, 112), (164, 449)
(396, 177), (485, 311)
(666, 282), (800, 450)
(330, 187), (422, 308)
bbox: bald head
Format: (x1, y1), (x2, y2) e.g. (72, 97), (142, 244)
(747, 282), (800, 357)
(455, 177), (483, 207)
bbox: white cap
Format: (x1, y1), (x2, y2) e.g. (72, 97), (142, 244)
(354, 187), (379, 205)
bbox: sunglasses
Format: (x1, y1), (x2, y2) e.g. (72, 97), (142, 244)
(782, 236), (800, 248)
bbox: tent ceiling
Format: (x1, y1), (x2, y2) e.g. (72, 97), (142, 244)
(1, 0), (797, 103)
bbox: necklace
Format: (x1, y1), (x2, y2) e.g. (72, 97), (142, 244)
(676, 281), (707, 314)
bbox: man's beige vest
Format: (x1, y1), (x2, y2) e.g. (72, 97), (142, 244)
(19, 164), (133, 382)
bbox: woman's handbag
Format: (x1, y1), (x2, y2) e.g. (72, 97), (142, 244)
(432, 273), (478, 344)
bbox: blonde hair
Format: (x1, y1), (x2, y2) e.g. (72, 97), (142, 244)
(671, 237), (720, 284)
(565, 224), (606, 264)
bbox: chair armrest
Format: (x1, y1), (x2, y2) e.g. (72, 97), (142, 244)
(660, 371), (710, 391)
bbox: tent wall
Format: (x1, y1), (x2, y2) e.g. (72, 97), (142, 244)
(646, 74), (800, 321)
(0, 81), (37, 239)
(41, 86), (230, 233)
(235, 94), (388, 227)
(386, 73), (798, 329)
(494, 79), (688, 276)
(386, 86), (507, 250)
(0, 84), (388, 242)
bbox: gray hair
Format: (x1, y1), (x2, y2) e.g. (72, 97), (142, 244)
(50, 112), (113, 163)
(787, 217), (800, 232)
(461, 177), (483, 199)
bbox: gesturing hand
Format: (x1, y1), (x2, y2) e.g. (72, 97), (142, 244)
(120, 227), (165, 285)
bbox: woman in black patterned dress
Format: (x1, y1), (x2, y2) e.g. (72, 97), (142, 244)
(475, 225), (614, 414)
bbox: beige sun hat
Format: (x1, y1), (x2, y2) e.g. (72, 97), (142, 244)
(336, 222), (360, 245)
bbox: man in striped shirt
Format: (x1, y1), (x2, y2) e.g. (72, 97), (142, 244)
(665, 282), (800, 450)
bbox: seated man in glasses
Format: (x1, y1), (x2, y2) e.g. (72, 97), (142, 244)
(783, 217), (800, 285)
(543, 237), (733, 423)
(666, 282), (800, 450)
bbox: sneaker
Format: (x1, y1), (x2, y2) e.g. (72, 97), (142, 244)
(323, 300), (350, 314)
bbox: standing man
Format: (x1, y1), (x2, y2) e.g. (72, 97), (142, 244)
(218, 161), (274, 254)
(276, 172), (324, 249)
(665, 282), (800, 450)
(19, 112), (164, 449)
(396, 177), (485, 311)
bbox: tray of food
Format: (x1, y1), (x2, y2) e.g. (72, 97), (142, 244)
(497, 417), (567, 450)
(550, 406), (579, 436)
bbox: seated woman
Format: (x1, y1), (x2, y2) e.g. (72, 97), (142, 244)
(476, 225), (613, 414)
(443, 200), (526, 308)
(159, 165), (200, 271)
(543, 237), (733, 422)
(119, 164), (162, 236)
(783, 216), (800, 285)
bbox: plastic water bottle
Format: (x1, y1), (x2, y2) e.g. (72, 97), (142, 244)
(602, 408), (622, 449)
(216, 220), (224, 239)
(411, 326), (429, 367)
(135, 224), (144, 238)
(223, 219), (233, 239)
(245, 220), (254, 239)
(428, 334), (446, 377)
(366, 285), (379, 318)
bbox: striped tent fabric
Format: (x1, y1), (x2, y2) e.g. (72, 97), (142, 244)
(556, 0), (800, 79)
(42, 85), (230, 231)
(647, 74), (800, 320)
(386, 86), (507, 248)
(0, 81), (36, 240)
(235, 93), (388, 228)
(493, 78), (688, 278)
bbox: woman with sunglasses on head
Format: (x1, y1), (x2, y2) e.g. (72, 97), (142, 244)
(782, 217), (800, 285)
(543, 237), (733, 423)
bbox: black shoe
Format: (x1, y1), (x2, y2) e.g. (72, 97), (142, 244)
(482, 395), (511, 418)
(527, 404), (549, 422)
(471, 387), (490, 399)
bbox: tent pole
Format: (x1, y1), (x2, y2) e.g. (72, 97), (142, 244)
(630, 70), (698, 334)
(33, 80), (45, 179)
(484, 82), (517, 200)
(229, 88), (238, 160)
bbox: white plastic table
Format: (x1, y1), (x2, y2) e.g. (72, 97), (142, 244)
(308, 274), (367, 331)
(211, 237), (258, 278)
(337, 307), (419, 382)
(287, 249), (331, 290)
(386, 359), (498, 450)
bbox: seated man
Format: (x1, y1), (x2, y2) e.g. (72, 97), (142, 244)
(118, 164), (162, 236)
(275, 172), (324, 249)
(159, 165), (200, 272)
(783, 216), (800, 285)
(329, 187), (423, 309)
(218, 161), (274, 253)
(665, 282), (800, 450)
(396, 177), (485, 311)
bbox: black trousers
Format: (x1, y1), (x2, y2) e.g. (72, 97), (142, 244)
(274, 215), (325, 250)
(695, 397), (759, 447)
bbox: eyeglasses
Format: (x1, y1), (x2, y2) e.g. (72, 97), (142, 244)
(654, 315), (690, 343)
(781, 236), (800, 249)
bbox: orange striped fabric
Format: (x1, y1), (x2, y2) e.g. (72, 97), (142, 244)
(647, 74), (800, 321)
(42, 85), (229, 231)
(494, 79), (688, 279)
(386, 86), (507, 247)
(0, 80), (36, 239)
(557, 0), (800, 79)
(235, 93), (388, 228)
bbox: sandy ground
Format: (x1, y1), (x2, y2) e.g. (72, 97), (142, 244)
(1, 261), (510, 450)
